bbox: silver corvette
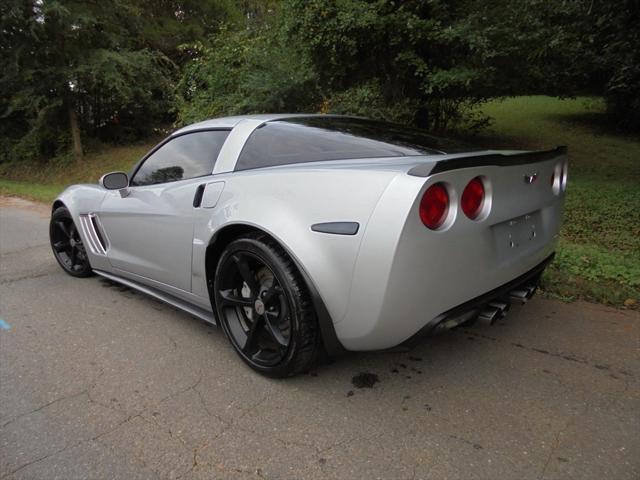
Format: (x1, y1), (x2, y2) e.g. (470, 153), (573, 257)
(50, 114), (568, 376)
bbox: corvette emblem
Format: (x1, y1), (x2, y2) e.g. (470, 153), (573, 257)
(254, 299), (266, 315)
(524, 173), (538, 184)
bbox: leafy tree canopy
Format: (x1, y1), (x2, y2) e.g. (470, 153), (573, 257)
(2, 0), (638, 165)
(0, 0), (235, 163)
(177, 0), (639, 132)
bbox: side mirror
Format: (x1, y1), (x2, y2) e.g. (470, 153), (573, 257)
(99, 172), (129, 190)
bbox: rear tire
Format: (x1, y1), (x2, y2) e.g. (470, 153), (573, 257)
(213, 234), (318, 377)
(50, 207), (93, 278)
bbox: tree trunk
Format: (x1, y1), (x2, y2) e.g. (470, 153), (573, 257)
(68, 103), (83, 162)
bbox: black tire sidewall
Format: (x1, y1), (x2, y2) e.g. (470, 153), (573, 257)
(50, 207), (93, 278)
(214, 237), (315, 377)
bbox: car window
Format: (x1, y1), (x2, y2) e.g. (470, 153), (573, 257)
(131, 130), (230, 186)
(235, 117), (478, 171)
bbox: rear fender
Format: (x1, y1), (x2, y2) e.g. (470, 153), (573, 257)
(192, 168), (398, 331)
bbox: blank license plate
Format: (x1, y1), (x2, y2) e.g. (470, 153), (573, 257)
(493, 211), (541, 261)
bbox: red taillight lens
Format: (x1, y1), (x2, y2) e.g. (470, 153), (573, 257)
(420, 183), (449, 230)
(461, 177), (485, 219)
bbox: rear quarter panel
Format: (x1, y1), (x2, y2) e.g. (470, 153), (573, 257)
(191, 167), (399, 323)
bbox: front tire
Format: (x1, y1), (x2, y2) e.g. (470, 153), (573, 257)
(213, 234), (318, 377)
(50, 207), (93, 278)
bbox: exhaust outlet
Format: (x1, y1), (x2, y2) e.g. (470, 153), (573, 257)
(509, 289), (529, 304)
(433, 310), (477, 333)
(489, 301), (510, 318)
(477, 306), (500, 326)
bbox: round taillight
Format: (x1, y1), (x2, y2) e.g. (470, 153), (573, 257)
(461, 177), (485, 219)
(420, 183), (449, 230)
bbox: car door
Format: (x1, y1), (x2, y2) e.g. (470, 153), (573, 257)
(98, 129), (230, 291)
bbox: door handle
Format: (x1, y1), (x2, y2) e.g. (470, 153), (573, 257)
(193, 184), (206, 208)
(194, 181), (225, 208)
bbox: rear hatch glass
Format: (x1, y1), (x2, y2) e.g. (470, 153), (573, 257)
(235, 116), (478, 171)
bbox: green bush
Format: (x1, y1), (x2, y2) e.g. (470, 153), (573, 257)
(605, 63), (640, 131)
(176, 26), (319, 125)
(177, 1), (517, 131)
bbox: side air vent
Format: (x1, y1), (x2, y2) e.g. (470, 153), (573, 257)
(79, 213), (109, 255)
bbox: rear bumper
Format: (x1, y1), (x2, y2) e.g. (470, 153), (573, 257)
(336, 243), (556, 351)
(402, 252), (554, 345)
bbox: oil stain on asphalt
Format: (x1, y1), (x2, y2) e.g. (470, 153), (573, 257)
(351, 372), (380, 388)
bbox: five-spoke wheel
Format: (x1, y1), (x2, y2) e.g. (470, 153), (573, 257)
(50, 207), (93, 277)
(214, 235), (318, 377)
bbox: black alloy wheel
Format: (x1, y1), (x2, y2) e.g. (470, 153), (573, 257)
(50, 207), (93, 277)
(214, 235), (318, 377)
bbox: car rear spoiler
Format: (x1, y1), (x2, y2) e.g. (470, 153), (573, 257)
(408, 146), (568, 177)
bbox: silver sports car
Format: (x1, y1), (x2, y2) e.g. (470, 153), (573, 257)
(50, 114), (567, 377)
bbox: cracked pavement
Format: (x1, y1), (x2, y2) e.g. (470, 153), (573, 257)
(1, 196), (639, 479)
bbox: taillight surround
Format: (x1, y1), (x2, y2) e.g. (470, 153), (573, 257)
(419, 182), (456, 231)
(552, 161), (567, 195)
(561, 160), (568, 192)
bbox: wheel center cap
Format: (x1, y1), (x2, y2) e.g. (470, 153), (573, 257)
(69, 238), (76, 247)
(254, 299), (265, 315)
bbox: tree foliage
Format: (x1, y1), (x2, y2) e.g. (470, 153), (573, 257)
(180, 0), (511, 131)
(1, 0), (638, 165)
(176, 24), (319, 125)
(0, 0), (234, 163)
(586, 0), (640, 130)
(177, 0), (639, 133)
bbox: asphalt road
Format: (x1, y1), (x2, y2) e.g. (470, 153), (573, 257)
(1, 197), (639, 480)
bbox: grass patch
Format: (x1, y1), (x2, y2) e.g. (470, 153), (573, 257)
(475, 96), (639, 308)
(0, 179), (65, 203)
(0, 141), (157, 203)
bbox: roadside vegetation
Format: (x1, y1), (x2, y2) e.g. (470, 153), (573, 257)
(475, 97), (639, 308)
(0, 141), (156, 199)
